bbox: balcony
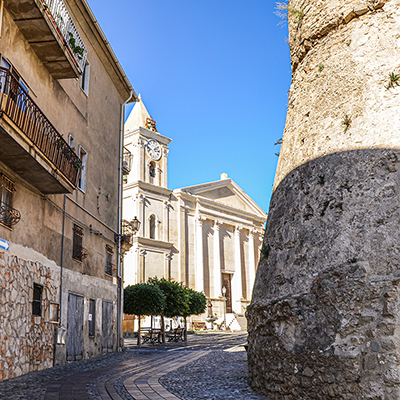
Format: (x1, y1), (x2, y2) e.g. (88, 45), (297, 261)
(0, 68), (82, 194)
(122, 147), (133, 175)
(120, 220), (134, 255)
(4, 0), (87, 79)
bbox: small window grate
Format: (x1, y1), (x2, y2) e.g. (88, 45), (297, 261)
(32, 283), (43, 317)
(72, 225), (84, 261)
(105, 245), (114, 276)
(0, 173), (20, 227)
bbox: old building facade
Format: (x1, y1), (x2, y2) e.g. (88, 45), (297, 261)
(248, 1), (400, 399)
(0, 0), (136, 381)
(123, 99), (266, 329)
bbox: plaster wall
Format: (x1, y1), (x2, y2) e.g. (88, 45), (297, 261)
(0, 0), (127, 380)
(1, 5), (122, 232)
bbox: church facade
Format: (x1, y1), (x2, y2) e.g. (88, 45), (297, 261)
(122, 98), (266, 326)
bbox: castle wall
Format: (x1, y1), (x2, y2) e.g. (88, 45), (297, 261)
(248, 1), (400, 399)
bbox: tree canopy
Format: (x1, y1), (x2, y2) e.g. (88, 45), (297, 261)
(184, 287), (207, 317)
(147, 277), (190, 318)
(124, 283), (166, 316)
(124, 278), (207, 319)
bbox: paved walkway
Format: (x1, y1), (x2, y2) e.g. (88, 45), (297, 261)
(44, 350), (208, 400)
(0, 332), (269, 400)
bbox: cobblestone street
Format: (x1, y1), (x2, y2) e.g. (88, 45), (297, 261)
(0, 332), (269, 400)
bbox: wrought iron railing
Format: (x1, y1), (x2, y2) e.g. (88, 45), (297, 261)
(0, 68), (82, 187)
(42, 0), (87, 72)
(0, 201), (21, 227)
(72, 244), (88, 261)
(122, 146), (133, 175)
(105, 262), (116, 276)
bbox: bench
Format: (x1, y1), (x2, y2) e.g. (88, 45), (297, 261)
(166, 327), (184, 342)
(141, 328), (162, 344)
(193, 321), (206, 330)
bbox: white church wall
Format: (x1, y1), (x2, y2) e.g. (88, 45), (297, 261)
(143, 251), (164, 281)
(241, 229), (249, 300)
(202, 219), (214, 298)
(123, 247), (137, 286)
(221, 225), (234, 273)
(187, 213), (196, 289)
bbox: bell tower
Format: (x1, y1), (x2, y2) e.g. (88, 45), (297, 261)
(124, 96), (171, 188)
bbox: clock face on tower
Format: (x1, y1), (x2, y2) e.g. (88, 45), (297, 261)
(146, 139), (162, 161)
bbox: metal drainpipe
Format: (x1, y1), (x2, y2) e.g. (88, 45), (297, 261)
(117, 91), (134, 351)
(53, 194), (66, 367)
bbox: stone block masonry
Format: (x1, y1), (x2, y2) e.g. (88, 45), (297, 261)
(248, 0), (400, 399)
(0, 252), (58, 381)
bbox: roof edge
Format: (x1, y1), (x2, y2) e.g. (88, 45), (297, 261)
(79, 0), (137, 102)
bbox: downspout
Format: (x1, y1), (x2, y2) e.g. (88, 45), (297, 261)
(0, 1), (4, 38)
(117, 90), (134, 351)
(53, 194), (66, 367)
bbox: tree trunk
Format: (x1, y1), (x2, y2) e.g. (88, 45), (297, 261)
(137, 315), (141, 346)
(161, 315), (166, 344)
(184, 316), (188, 342)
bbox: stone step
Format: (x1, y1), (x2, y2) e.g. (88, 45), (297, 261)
(234, 314), (247, 331)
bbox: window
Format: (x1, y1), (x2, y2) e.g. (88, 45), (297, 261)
(105, 245), (114, 275)
(32, 283), (43, 317)
(68, 134), (75, 150)
(77, 146), (87, 192)
(80, 62), (90, 94)
(0, 173), (16, 227)
(149, 161), (156, 178)
(149, 215), (156, 239)
(0, 57), (29, 94)
(88, 299), (95, 337)
(72, 224), (84, 261)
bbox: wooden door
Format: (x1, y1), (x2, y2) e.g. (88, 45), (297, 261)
(102, 300), (114, 354)
(221, 273), (232, 313)
(66, 293), (84, 361)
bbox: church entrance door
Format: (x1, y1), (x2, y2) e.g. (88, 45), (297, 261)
(221, 273), (232, 313)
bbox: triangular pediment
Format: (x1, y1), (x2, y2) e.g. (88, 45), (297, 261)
(175, 178), (266, 218)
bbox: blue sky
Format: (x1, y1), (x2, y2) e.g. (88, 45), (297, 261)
(87, 0), (291, 212)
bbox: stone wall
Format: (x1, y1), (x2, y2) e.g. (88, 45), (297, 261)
(248, 0), (400, 398)
(0, 252), (58, 381)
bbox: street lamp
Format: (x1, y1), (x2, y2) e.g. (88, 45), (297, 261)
(222, 286), (227, 330)
(130, 217), (141, 233)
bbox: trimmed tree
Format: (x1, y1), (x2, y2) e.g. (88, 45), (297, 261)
(182, 287), (207, 341)
(148, 277), (189, 343)
(124, 283), (166, 345)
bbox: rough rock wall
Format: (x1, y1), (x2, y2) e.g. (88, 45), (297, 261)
(0, 253), (58, 381)
(248, 0), (400, 399)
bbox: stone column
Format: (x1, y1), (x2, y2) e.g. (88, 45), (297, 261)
(157, 166), (162, 187)
(163, 201), (170, 242)
(195, 215), (205, 293)
(231, 226), (242, 313)
(138, 139), (146, 182)
(178, 197), (187, 285)
(164, 252), (172, 280)
(138, 249), (147, 283)
(136, 194), (145, 237)
(248, 229), (256, 298)
(162, 148), (169, 188)
(213, 221), (222, 298)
